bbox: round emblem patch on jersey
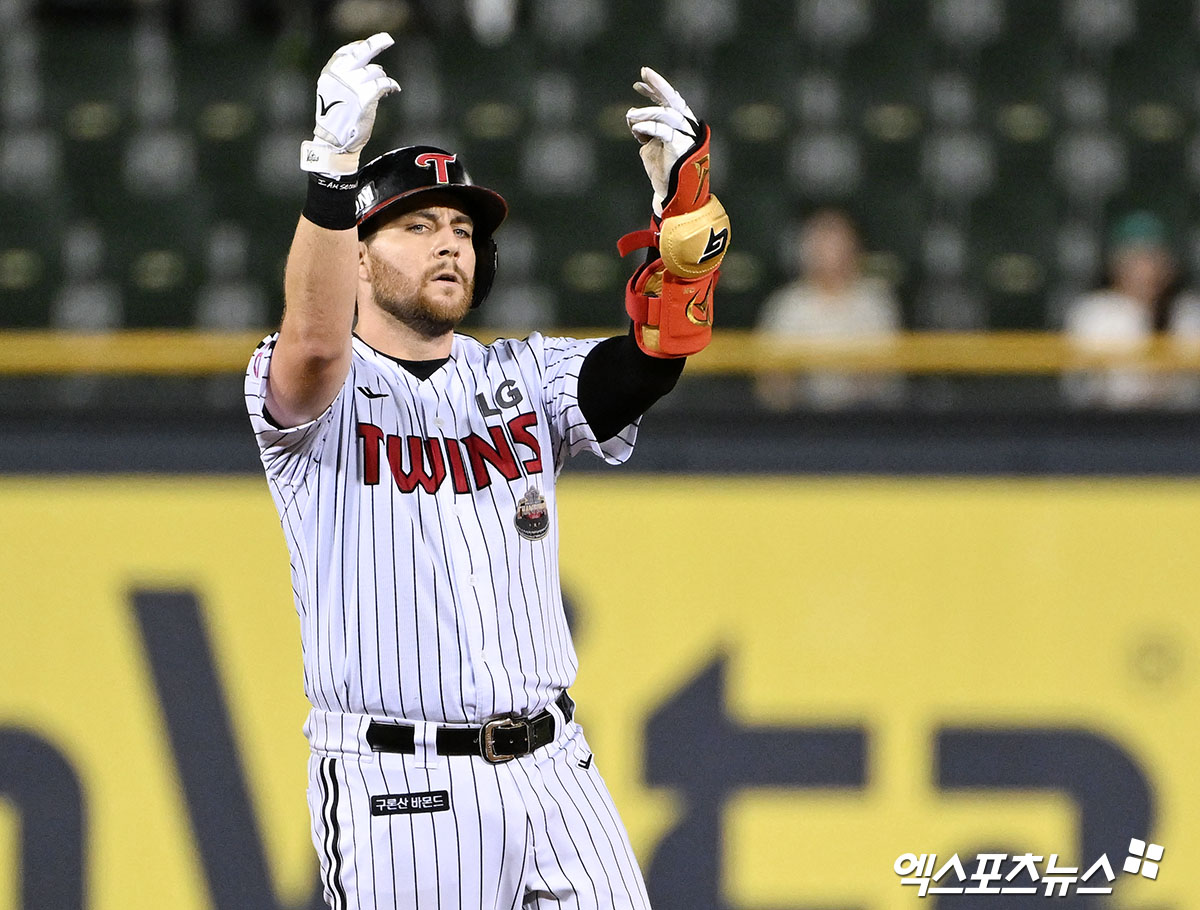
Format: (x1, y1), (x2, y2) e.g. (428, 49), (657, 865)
(514, 487), (549, 541)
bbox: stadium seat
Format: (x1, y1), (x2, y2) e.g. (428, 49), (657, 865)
(914, 281), (987, 331)
(930, 0), (1005, 52)
(788, 131), (863, 199)
(51, 221), (121, 330)
(532, 0), (608, 47)
(7, 0), (1200, 331)
(1062, 0), (1136, 52)
(795, 0), (872, 49)
(967, 185), (1059, 328)
(1054, 129), (1129, 206)
(664, 0), (739, 49)
(0, 219), (58, 329)
(1055, 219), (1104, 285)
(922, 129), (997, 204)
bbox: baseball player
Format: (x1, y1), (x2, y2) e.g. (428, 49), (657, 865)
(245, 33), (728, 909)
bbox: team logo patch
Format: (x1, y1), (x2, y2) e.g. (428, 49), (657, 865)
(370, 790), (450, 816)
(514, 487), (549, 541)
(414, 151), (457, 184)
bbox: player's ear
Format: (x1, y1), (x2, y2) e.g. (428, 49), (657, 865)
(358, 240), (373, 282)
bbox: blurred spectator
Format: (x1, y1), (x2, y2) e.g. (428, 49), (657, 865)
(1063, 211), (1200, 408)
(755, 209), (904, 410)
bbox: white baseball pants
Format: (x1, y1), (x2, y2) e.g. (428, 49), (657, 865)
(306, 719), (652, 909)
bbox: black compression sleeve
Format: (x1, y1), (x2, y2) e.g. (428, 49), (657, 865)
(577, 328), (686, 442)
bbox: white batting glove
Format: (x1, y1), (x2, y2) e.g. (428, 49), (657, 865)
(626, 67), (700, 217)
(300, 33), (401, 177)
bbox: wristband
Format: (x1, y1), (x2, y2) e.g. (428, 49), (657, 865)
(302, 173), (360, 231)
(300, 139), (361, 177)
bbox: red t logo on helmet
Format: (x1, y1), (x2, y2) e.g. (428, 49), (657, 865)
(415, 152), (457, 184)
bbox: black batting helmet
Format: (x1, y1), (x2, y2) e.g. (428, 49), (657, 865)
(355, 146), (508, 308)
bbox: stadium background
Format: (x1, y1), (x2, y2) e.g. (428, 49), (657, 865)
(2, 0), (1198, 907)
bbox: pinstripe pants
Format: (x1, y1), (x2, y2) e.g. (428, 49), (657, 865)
(307, 720), (653, 909)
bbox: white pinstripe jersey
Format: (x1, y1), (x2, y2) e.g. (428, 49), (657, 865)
(245, 331), (637, 737)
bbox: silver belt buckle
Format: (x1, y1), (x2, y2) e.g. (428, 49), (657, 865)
(481, 717), (530, 763)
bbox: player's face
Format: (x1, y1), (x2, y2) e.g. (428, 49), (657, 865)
(1111, 245), (1174, 304)
(362, 200), (478, 337)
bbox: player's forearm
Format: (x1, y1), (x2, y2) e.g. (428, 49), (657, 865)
(281, 214), (358, 356)
(264, 214), (359, 427)
(577, 330), (685, 441)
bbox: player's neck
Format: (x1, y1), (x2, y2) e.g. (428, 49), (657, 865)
(355, 308), (456, 361)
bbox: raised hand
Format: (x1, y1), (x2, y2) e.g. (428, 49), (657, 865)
(301, 32), (401, 177)
(625, 68), (700, 217)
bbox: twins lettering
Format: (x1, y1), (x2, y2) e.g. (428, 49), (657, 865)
(358, 413), (542, 493)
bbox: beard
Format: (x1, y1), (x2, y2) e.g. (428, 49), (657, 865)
(367, 252), (476, 339)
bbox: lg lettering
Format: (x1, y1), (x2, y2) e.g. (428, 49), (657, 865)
(476, 379), (524, 417)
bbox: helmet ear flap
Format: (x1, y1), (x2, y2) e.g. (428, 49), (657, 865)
(471, 236), (498, 308)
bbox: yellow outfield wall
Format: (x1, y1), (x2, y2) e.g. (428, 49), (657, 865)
(0, 475), (1194, 908)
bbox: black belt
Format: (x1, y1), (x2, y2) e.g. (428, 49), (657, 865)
(365, 691), (575, 763)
